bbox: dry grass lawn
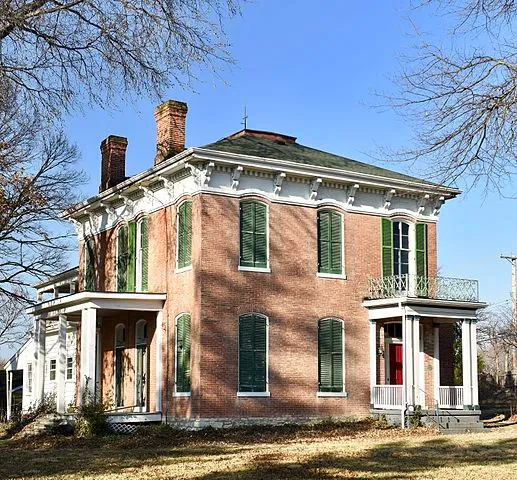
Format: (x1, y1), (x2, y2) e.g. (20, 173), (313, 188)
(0, 419), (516, 479)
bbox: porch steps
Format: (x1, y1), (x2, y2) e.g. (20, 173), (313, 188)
(429, 410), (484, 434)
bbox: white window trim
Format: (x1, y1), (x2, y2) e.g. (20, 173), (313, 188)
(317, 317), (346, 395)
(176, 200), (193, 271)
(239, 200), (270, 271)
(317, 209), (346, 277)
(49, 358), (57, 382)
(391, 219), (416, 277)
(27, 363), (33, 393)
(174, 313), (192, 396)
(237, 313), (270, 396)
(66, 357), (74, 382)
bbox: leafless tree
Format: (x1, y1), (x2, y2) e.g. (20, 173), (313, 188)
(0, 0), (240, 117)
(0, 292), (31, 349)
(390, 1), (517, 192)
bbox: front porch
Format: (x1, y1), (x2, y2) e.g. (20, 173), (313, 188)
(27, 291), (166, 416)
(364, 275), (486, 418)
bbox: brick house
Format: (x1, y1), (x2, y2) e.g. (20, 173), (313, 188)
(22, 99), (486, 428)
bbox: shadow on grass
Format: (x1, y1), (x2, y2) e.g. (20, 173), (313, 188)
(0, 422), (516, 479)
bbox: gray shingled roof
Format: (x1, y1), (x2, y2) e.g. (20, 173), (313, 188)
(203, 130), (438, 186)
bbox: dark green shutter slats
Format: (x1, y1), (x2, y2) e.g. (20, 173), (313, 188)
(178, 201), (192, 269)
(127, 222), (136, 292)
(117, 225), (128, 292)
(140, 218), (149, 291)
(85, 238), (95, 291)
(239, 314), (267, 392)
(240, 201), (268, 268)
(318, 210), (342, 274)
(415, 223), (428, 277)
(381, 218), (393, 277)
(318, 318), (343, 392)
(176, 314), (191, 392)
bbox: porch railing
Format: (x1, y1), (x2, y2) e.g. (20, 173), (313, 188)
(372, 385), (403, 409)
(438, 386), (463, 409)
(367, 275), (479, 303)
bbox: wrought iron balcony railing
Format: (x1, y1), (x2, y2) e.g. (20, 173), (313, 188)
(367, 274), (479, 303)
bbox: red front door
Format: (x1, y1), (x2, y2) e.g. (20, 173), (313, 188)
(389, 344), (403, 385)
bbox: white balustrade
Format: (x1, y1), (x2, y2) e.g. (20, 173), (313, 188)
(438, 386), (463, 409)
(372, 385), (403, 408)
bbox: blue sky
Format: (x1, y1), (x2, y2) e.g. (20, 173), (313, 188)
(62, 1), (513, 306)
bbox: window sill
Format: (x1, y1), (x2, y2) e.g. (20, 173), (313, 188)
(238, 266), (271, 273)
(175, 265), (193, 274)
(237, 392), (271, 397)
(317, 391), (348, 397)
(173, 392), (191, 397)
(317, 272), (346, 280)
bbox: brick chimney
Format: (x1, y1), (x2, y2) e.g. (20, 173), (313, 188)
(154, 100), (188, 164)
(99, 135), (128, 192)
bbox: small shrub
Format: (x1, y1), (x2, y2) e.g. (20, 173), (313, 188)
(72, 377), (110, 437)
(410, 405), (422, 428)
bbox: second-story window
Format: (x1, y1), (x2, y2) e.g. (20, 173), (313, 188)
(177, 201), (192, 270)
(239, 200), (268, 269)
(393, 221), (409, 277)
(317, 210), (343, 275)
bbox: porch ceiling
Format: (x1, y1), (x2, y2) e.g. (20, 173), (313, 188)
(362, 296), (487, 321)
(26, 291), (167, 318)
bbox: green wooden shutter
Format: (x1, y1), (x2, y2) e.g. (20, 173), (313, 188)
(127, 221), (136, 292)
(117, 225), (128, 292)
(85, 238), (95, 291)
(176, 314), (191, 393)
(415, 223), (427, 277)
(178, 201), (192, 269)
(140, 218), (149, 291)
(318, 211), (342, 274)
(254, 202), (267, 268)
(381, 218), (393, 277)
(318, 318), (343, 392)
(240, 201), (255, 267)
(239, 314), (267, 392)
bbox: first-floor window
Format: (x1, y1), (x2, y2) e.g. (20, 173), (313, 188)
(27, 363), (33, 393)
(114, 324), (125, 407)
(318, 318), (344, 392)
(175, 314), (191, 393)
(66, 357), (74, 380)
(239, 313), (267, 392)
(49, 359), (57, 381)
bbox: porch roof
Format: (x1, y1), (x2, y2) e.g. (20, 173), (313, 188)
(27, 291), (167, 318)
(362, 296), (487, 321)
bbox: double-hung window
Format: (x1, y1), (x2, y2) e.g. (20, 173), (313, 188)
(238, 313), (268, 394)
(318, 318), (344, 394)
(239, 201), (268, 269)
(175, 314), (191, 394)
(49, 359), (57, 381)
(177, 201), (192, 270)
(117, 218), (149, 291)
(66, 357), (74, 380)
(317, 210), (343, 275)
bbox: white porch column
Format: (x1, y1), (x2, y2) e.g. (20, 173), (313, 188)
(80, 308), (97, 405)
(403, 314), (413, 406)
(412, 316), (421, 406)
(433, 325), (440, 406)
(461, 319), (473, 407)
(34, 318), (47, 404)
(56, 314), (67, 413)
(470, 320), (479, 407)
(155, 310), (164, 412)
(369, 320), (377, 406)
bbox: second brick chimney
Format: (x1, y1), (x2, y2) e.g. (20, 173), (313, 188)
(99, 135), (128, 193)
(154, 100), (188, 164)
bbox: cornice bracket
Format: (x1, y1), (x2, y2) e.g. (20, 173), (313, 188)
(347, 183), (360, 206)
(309, 178), (323, 200)
(433, 196), (445, 216)
(384, 189), (396, 210)
(100, 201), (115, 216)
(418, 194), (430, 215)
(203, 161), (215, 186)
(139, 186), (154, 201)
(159, 175), (174, 195)
(231, 166), (244, 190)
(274, 172), (286, 195)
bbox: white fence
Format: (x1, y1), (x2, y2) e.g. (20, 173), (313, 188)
(372, 385), (403, 409)
(438, 386), (463, 409)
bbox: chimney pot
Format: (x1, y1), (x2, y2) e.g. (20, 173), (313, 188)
(154, 100), (188, 164)
(99, 135), (128, 193)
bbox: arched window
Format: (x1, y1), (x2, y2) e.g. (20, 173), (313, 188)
(238, 313), (268, 393)
(175, 314), (191, 394)
(318, 318), (344, 393)
(392, 221), (410, 277)
(114, 324), (125, 407)
(317, 210), (343, 275)
(135, 320), (148, 409)
(239, 201), (268, 269)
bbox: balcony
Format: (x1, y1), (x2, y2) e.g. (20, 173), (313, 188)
(367, 274), (479, 303)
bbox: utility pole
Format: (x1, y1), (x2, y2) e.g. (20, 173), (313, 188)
(501, 254), (517, 376)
